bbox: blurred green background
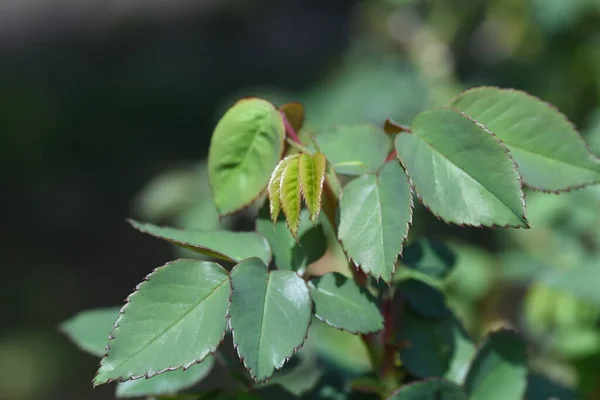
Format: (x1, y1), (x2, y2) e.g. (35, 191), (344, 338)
(2, 0), (600, 399)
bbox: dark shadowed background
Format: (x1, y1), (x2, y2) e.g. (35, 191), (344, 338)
(1, 0), (599, 399)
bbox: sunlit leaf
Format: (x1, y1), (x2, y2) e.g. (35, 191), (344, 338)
(298, 152), (327, 223)
(115, 357), (214, 398)
(268, 155), (298, 222)
(60, 307), (120, 357)
(464, 330), (527, 400)
(451, 87), (600, 192)
(308, 273), (383, 334)
(94, 260), (230, 385)
(208, 98), (285, 215)
(279, 156), (302, 239)
(128, 220), (272, 265)
(396, 108), (527, 227)
(338, 161), (413, 281)
(229, 258), (311, 382)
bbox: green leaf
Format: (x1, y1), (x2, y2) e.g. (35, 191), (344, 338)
(338, 161), (413, 282)
(128, 220), (272, 265)
(279, 156), (302, 239)
(229, 258), (312, 382)
(542, 262), (600, 306)
(400, 239), (457, 280)
(396, 108), (528, 227)
(298, 153), (327, 223)
(388, 379), (467, 400)
(116, 356), (214, 398)
(314, 124), (392, 175)
(450, 87), (600, 192)
(398, 309), (475, 384)
(268, 155), (299, 222)
(256, 204), (326, 272)
(397, 279), (449, 318)
(464, 330), (527, 400)
(308, 273), (383, 334)
(94, 260), (231, 385)
(60, 307), (120, 357)
(208, 98), (285, 215)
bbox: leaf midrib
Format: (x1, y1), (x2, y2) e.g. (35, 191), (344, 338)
(256, 272), (272, 379)
(410, 133), (523, 222)
(104, 277), (229, 374)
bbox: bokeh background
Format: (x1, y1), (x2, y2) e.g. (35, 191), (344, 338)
(2, 0), (600, 399)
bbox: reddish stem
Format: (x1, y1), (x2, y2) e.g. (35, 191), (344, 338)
(281, 112), (301, 144)
(385, 149), (397, 162)
(380, 297), (396, 378)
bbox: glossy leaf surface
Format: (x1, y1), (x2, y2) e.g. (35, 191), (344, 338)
(60, 307), (120, 357)
(256, 205), (326, 271)
(94, 260), (231, 385)
(464, 330), (527, 400)
(298, 152), (327, 223)
(308, 273), (383, 334)
(451, 87), (600, 192)
(388, 379), (467, 400)
(338, 161), (412, 281)
(129, 220), (271, 265)
(229, 258), (311, 382)
(116, 356), (214, 398)
(208, 98), (285, 215)
(395, 108), (527, 227)
(315, 124), (392, 175)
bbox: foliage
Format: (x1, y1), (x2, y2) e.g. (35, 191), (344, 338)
(61, 86), (599, 400)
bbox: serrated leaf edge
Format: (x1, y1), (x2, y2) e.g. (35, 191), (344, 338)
(451, 86), (600, 193)
(93, 259), (231, 386)
(298, 152), (327, 224)
(228, 263), (313, 384)
(268, 155), (299, 222)
(127, 219), (273, 265)
(279, 158), (302, 240)
(397, 108), (530, 229)
(337, 161), (415, 283)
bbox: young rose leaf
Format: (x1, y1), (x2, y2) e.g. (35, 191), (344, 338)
(298, 152), (327, 223)
(60, 307), (120, 357)
(280, 102), (305, 133)
(128, 220), (272, 265)
(396, 108), (527, 228)
(229, 258), (311, 383)
(315, 124), (392, 175)
(338, 161), (413, 282)
(398, 309), (475, 384)
(308, 272), (383, 334)
(94, 260), (230, 386)
(268, 155), (299, 222)
(465, 330), (527, 400)
(279, 156), (302, 239)
(451, 87), (600, 192)
(115, 356), (214, 398)
(208, 98), (285, 215)
(256, 204), (326, 271)
(388, 379), (467, 400)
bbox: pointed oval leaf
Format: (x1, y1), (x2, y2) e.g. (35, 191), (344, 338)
(388, 379), (467, 400)
(315, 124), (392, 175)
(308, 272), (383, 334)
(398, 309), (475, 384)
(229, 258), (312, 382)
(94, 260), (231, 385)
(450, 87), (600, 192)
(115, 356), (214, 398)
(60, 307), (120, 357)
(338, 161), (413, 282)
(396, 108), (527, 227)
(208, 98), (285, 215)
(298, 152), (327, 223)
(279, 157), (302, 239)
(280, 102), (305, 133)
(256, 204), (327, 271)
(268, 155), (298, 222)
(128, 220), (272, 265)
(464, 330), (527, 400)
